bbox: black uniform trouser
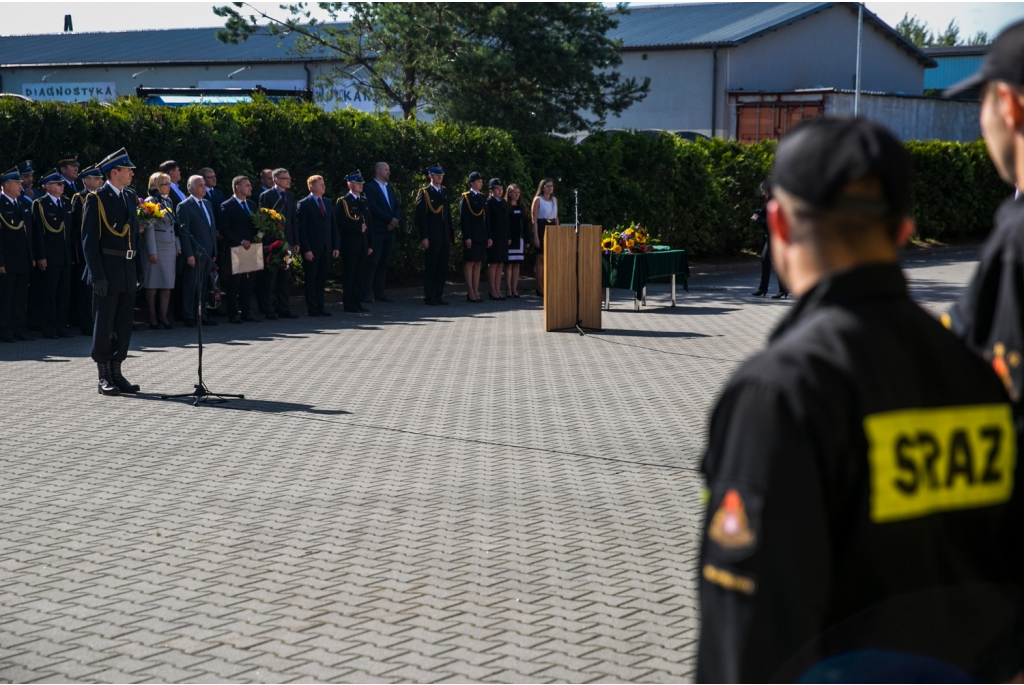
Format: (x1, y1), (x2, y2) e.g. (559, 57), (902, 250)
(253, 268), (273, 316)
(181, 261), (210, 322)
(342, 252), (364, 310)
(304, 250), (331, 314)
(225, 270), (253, 318)
(0, 271), (29, 339)
(423, 241), (450, 302)
(272, 268), (293, 314)
(363, 230), (395, 299)
(70, 262), (93, 334)
(39, 263), (71, 335)
(758, 239), (788, 294)
(91, 290), (135, 363)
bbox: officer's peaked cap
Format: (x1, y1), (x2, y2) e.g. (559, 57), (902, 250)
(489, 178), (503, 189)
(346, 170), (364, 183)
(40, 169), (63, 185)
(770, 117), (912, 217)
(468, 171), (483, 182)
(0, 167), (21, 183)
(79, 164), (103, 179)
(99, 148), (136, 173)
(57, 152), (79, 167)
(946, 19), (1024, 96)
(427, 164), (444, 175)
(17, 160), (34, 175)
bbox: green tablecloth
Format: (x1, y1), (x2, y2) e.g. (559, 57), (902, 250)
(602, 246), (689, 294)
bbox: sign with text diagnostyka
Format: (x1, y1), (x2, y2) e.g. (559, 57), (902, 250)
(22, 82), (117, 102)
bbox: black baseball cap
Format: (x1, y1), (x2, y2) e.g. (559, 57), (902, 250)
(946, 20), (1024, 96)
(770, 117), (912, 218)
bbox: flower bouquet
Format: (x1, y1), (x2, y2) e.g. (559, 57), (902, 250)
(602, 224), (659, 255)
(252, 207), (293, 271)
(137, 200), (167, 233)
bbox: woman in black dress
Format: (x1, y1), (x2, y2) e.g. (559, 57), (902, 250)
(505, 183), (528, 298)
(459, 171), (490, 302)
(485, 178), (509, 300)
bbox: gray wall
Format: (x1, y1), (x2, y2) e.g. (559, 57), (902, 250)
(828, 92), (981, 142)
(611, 49), (715, 135)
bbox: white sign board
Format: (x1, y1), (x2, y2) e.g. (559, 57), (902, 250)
(22, 82), (117, 102)
(197, 80), (307, 91)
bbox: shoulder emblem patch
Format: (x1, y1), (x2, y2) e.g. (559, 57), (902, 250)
(708, 489), (756, 550)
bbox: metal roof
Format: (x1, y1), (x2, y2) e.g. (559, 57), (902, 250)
(0, 3), (934, 68)
(923, 45), (990, 58)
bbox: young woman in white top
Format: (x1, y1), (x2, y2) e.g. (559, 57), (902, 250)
(530, 178), (558, 297)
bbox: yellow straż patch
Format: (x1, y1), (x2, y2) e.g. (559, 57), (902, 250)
(864, 404), (1015, 523)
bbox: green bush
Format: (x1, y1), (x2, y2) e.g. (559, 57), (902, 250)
(0, 96), (1010, 288)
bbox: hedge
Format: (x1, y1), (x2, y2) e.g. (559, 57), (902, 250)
(0, 97), (1009, 285)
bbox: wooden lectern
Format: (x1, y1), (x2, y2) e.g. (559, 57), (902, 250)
(543, 224), (602, 332)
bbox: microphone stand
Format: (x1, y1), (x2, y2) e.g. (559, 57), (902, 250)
(574, 188), (585, 336)
(159, 227), (244, 406)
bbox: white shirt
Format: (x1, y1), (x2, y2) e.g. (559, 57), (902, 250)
(47, 193), (61, 204)
(170, 184), (187, 202)
(1, 192), (18, 205)
(430, 183), (442, 192)
(104, 181), (122, 197)
(190, 194), (211, 224)
(375, 179), (390, 207)
(235, 196), (249, 212)
(537, 195), (557, 220)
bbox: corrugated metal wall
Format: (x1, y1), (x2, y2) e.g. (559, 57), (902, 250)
(925, 55), (985, 90)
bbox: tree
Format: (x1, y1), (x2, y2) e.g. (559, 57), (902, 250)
(968, 30), (990, 46)
(895, 12), (991, 48)
(934, 19), (960, 47)
(214, 2), (649, 133)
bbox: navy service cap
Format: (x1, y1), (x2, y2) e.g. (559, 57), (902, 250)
(79, 164), (103, 179)
(57, 152), (79, 167)
(770, 117), (912, 218)
(99, 148), (136, 173)
(427, 164), (444, 175)
(39, 169), (63, 185)
(346, 170), (364, 183)
(0, 167), (21, 183)
(468, 171), (483, 182)
(946, 19), (1024, 96)
(489, 178), (502, 189)
(17, 160), (34, 176)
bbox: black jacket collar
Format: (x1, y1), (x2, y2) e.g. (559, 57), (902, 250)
(770, 262), (909, 343)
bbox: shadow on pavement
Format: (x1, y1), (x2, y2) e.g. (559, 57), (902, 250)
(123, 391), (352, 415)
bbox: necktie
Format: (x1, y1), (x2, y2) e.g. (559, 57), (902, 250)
(317, 197), (324, 217)
(241, 200), (250, 214)
(381, 183), (390, 209)
(198, 198), (210, 225)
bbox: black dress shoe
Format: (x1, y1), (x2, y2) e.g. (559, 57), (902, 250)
(771, 291), (790, 299)
(307, 310), (321, 317)
(279, 312), (299, 319)
(44, 333), (60, 339)
(535, 289), (543, 297)
(14, 334), (33, 341)
(319, 310), (332, 317)
(437, 299), (450, 305)
(161, 322), (174, 330)
(752, 290), (767, 297)
(60, 331), (75, 338)
(512, 293), (521, 298)
(377, 295), (394, 303)
(489, 293), (506, 301)
(361, 297), (375, 304)
(241, 314), (261, 322)
(149, 323), (160, 330)
(184, 320), (196, 327)
(202, 319), (217, 326)
(266, 313), (279, 320)
(359, 307), (370, 313)
(229, 316), (243, 324)
(425, 299), (438, 306)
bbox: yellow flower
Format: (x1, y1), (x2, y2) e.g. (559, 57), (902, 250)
(611, 244), (623, 253)
(625, 239), (635, 248)
(601, 238), (615, 251)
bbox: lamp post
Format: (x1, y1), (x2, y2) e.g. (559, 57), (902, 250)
(854, 2), (863, 116)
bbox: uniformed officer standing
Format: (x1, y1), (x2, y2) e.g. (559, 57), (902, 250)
(57, 152), (84, 196)
(32, 169), (75, 339)
(18, 160), (38, 202)
(697, 119), (1024, 682)
(415, 164), (453, 306)
(459, 171), (490, 303)
(945, 21), (1024, 407)
(81, 149), (141, 396)
(337, 171), (371, 313)
(0, 167), (35, 342)
(70, 164), (104, 336)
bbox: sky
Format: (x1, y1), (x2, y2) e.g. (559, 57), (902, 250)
(0, 0), (1022, 40)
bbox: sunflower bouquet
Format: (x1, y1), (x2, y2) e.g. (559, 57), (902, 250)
(252, 207), (294, 271)
(137, 201), (168, 231)
(602, 224), (659, 255)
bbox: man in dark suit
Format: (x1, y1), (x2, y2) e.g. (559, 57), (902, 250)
(415, 164), (453, 306)
(337, 171), (372, 313)
(70, 164), (104, 336)
(219, 175), (262, 324)
(178, 174), (219, 327)
(258, 168), (300, 319)
(258, 169), (275, 196)
(81, 148), (142, 396)
(32, 169), (76, 339)
(198, 167), (226, 208)
(57, 152), (84, 195)
(363, 161), (400, 304)
(296, 174), (339, 317)
(0, 166), (35, 343)
(159, 160), (188, 209)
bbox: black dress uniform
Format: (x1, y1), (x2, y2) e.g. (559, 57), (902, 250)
(70, 164), (102, 336)
(32, 171), (75, 338)
(486, 183), (509, 264)
(415, 165), (454, 305)
(337, 176), (370, 313)
(459, 183), (489, 263)
(57, 152), (84, 196)
(81, 149), (142, 395)
(0, 168), (35, 342)
(698, 120), (1024, 682)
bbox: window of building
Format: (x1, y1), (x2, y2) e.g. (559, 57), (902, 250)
(736, 101), (823, 142)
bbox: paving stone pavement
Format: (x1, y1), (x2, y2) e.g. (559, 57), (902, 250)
(0, 248), (980, 684)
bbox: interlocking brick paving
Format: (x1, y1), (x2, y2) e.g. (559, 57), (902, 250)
(0, 248), (979, 683)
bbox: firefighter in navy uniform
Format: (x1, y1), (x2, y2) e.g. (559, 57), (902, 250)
(32, 169), (76, 339)
(18, 160), (38, 202)
(57, 152), (84, 196)
(71, 164), (104, 336)
(697, 119), (1024, 682)
(414, 164), (454, 306)
(336, 170), (371, 313)
(0, 166), (35, 342)
(81, 149), (142, 396)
